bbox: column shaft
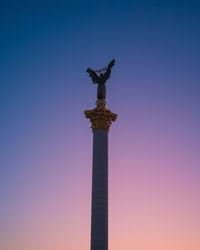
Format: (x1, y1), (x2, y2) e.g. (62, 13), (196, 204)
(91, 129), (108, 250)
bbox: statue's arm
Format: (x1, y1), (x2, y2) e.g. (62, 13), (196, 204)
(86, 68), (99, 84)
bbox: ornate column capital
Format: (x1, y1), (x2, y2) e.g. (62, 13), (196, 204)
(84, 100), (117, 132)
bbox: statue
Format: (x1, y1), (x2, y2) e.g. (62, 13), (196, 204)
(86, 59), (115, 100)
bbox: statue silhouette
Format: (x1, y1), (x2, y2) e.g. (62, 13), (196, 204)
(87, 59), (115, 100)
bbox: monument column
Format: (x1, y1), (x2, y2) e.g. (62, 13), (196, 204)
(84, 99), (117, 250)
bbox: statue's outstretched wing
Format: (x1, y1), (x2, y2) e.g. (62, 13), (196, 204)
(86, 68), (99, 84)
(101, 59), (115, 82)
(107, 59), (115, 69)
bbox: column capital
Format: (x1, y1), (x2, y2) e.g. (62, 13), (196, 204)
(84, 99), (117, 132)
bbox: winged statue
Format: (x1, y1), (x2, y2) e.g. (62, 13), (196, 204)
(86, 59), (115, 100)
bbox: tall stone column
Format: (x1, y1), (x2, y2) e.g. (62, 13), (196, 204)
(84, 99), (117, 250)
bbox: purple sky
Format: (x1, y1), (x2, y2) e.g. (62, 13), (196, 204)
(1, 1), (200, 249)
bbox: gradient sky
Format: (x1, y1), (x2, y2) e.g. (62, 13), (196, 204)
(1, 1), (200, 250)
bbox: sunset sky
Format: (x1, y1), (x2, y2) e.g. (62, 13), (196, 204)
(1, 1), (200, 250)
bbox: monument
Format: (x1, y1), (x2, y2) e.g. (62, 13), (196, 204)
(84, 59), (117, 250)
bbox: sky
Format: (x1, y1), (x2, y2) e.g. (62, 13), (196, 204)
(0, 0), (200, 249)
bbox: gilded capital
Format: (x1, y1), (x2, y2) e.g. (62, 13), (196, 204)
(84, 100), (117, 132)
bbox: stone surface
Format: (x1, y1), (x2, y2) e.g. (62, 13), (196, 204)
(91, 130), (108, 250)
